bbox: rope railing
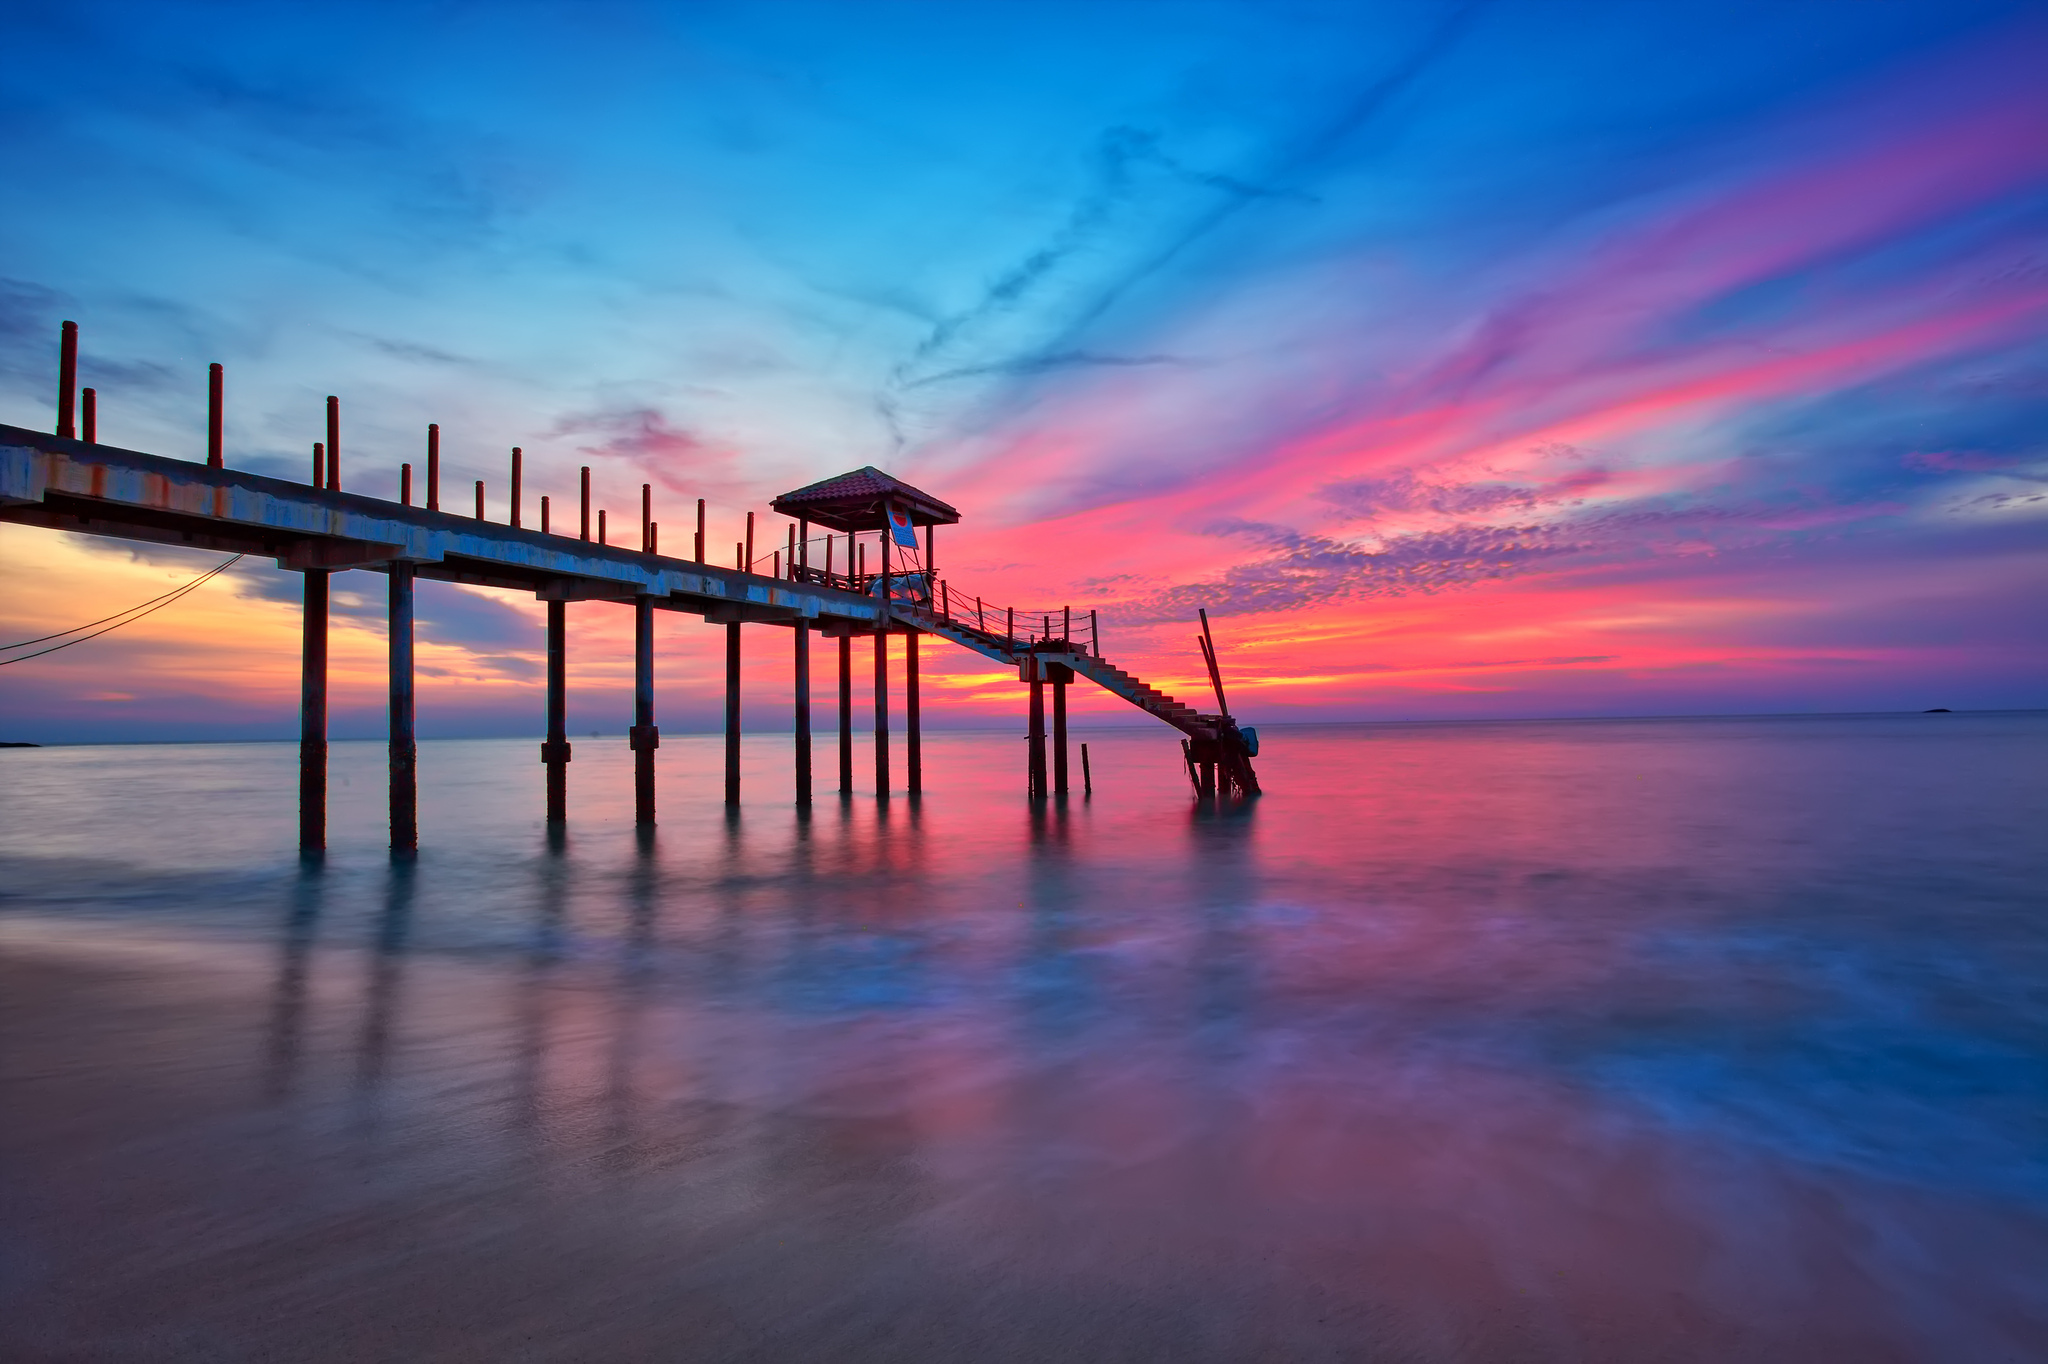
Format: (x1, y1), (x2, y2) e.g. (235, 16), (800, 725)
(911, 583), (1102, 658)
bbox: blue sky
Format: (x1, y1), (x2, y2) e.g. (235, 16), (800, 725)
(2, 0), (2043, 740)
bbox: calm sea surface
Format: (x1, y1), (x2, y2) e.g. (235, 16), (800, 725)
(3, 713), (2044, 1360)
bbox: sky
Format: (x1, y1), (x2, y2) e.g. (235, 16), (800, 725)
(1, 0), (2043, 742)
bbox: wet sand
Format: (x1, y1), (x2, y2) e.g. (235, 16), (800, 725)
(7, 915), (2042, 1363)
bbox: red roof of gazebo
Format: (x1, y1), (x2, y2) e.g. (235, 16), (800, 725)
(770, 466), (959, 533)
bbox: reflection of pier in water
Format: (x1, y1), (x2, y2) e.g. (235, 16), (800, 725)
(2, 321), (1261, 856)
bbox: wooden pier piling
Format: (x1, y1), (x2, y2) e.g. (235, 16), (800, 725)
(325, 397), (339, 491)
(1027, 653), (1047, 799)
(544, 601), (569, 823)
(725, 622), (742, 805)
(622, 593), (655, 819)
(1051, 663), (1068, 796)
(906, 630), (922, 796)
(794, 622), (812, 807)
(838, 635), (853, 793)
(388, 562), (417, 853)
(56, 321), (77, 439)
(632, 596), (657, 824)
(299, 570), (329, 853)
(207, 364), (223, 468)
(873, 627), (890, 796)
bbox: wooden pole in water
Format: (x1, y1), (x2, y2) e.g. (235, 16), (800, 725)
(838, 634), (853, 793)
(56, 321), (77, 439)
(1081, 741), (1093, 795)
(300, 570), (329, 853)
(906, 629), (921, 795)
(632, 597), (657, 824)
(544, 600), (568, 822)
(427, 425), (440, 510)
(80, 388), (96, 444)
(207, 364), (224, 468)
(794, 622), (812, 807)
(325, 397), (340, 491)
(388, 562), (417, 853)
(1026, 653), (1047, 799)
(875, 505), (891, 797)
(1052, 665), (1068, 796)
(725, 622), (742, 806)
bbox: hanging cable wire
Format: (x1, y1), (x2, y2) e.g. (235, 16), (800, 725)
(0, 554), (244, 666)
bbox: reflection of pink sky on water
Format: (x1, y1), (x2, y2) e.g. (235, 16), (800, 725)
(1, 717), (2042, 1358)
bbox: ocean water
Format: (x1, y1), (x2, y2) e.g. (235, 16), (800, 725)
(2, 713), (2044, 1360)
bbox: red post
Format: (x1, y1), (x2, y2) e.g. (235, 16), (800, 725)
(56, 321), (77, 439)
(650, 522), (658, 555)
(786, 524), (796, 578)
(207, 363), (223, 468)
(312, 443), (324, 488)
(694, 499), (705, 563)
(427, 424), (440, 510)
(401, 463), (412, 505)
(580, 467), (591, 541)
(641, 483), (651, 552)
(511, 448), (523, 527)
(80, 388), (96, 444)
(736, 542), (744, 570)
(598, 509), (607, 545)
(745, 512), (755, 571)
(325, 396), (339, 491)
(541, 495), (550, 535)
(475, 480), (485, 520)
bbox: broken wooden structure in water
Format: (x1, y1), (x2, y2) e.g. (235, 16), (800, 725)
(0, 323), (1260, 853)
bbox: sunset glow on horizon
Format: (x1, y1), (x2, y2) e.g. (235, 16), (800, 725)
(2, 0), (2042, 742)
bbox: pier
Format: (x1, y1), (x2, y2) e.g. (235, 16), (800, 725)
(1, 325), (1259, 853)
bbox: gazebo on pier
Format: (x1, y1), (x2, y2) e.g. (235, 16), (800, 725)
(771, 466), (958, 599)
(771, 466), (960, 799)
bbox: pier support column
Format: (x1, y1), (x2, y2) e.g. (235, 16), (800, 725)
(543, 600), (569, 822)
(874, 627), (890, 797)
(906, 631), (922, 796)
(838, 635), (853, 793)
(1051, 664), (1068, 797)
(724, 622), (742, 806)
(630, 597), (657, 824)
(794, 622), (812, 807)
(388, 562), (417, 853)
(1026, 654), (1047, 799)
(299, 569), (329, 853)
